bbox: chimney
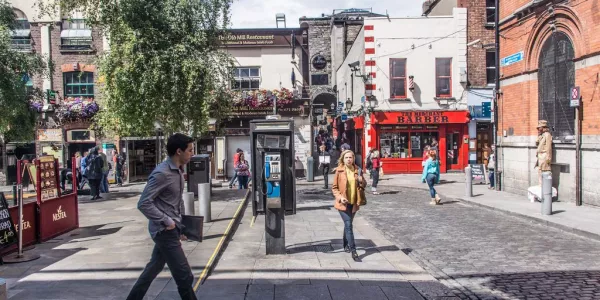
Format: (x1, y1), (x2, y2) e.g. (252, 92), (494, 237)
(276, 13), (286, 28)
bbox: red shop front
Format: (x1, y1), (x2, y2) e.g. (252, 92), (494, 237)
(361, 110), (470, 174)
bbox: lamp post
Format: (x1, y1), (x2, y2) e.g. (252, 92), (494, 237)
(154, 121), (162, 165)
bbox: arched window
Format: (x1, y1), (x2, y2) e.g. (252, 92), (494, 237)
(538, 32), (575, 139)
(11, 9), (31, 51)
(64, 72), (94, 99)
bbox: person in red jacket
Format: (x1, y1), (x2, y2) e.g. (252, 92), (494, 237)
(228, 148), (243, 189)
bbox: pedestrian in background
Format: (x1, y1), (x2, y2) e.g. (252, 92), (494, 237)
(98, 147), (110, 193)
(228, 148), (243, 189)
(127, 133), (196, 300)
(370, 150), (381, 195)
(86, 147), (104, 200)
(488, 146), (495, 190)
(75, 151), (82, 184)
(235, 152), (250, 189)
(422, 145), (431, 166)
(332, 150), (366, 262)
(421, 150), (441, 205)
(319, 144), (331, 189)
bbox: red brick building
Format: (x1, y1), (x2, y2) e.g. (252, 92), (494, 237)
(498, 0), (600, 206)
(9, 1), (106, 172)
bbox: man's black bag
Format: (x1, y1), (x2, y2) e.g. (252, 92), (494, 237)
(176, 215), (204, 242)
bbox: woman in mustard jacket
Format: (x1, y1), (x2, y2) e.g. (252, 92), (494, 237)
(332, 150), (366, 262)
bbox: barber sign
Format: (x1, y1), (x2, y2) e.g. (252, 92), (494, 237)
(570, 86), (580, 107)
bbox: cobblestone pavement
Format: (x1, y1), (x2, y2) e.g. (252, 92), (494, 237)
(358, 186), (600, 300)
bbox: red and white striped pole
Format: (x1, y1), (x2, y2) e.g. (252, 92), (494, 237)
(409, 75), (415, 91)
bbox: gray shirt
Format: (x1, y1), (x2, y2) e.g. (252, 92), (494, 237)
(137, 158), (185, 238)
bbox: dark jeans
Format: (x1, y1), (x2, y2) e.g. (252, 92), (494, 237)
(489, 168), (495, 188)
(89, 179), (101, 198)
(238, 175), (248, 189)
(372, 168), (380, 188)
(229, 173), (238, 187)
(126, 229), (197, 300)
(425, 173), (437, 198)
(116, 168), (123, 185)
(339, 204), (356, 251)
(100, 171), (109, 193)
(322, 165), (330, 188)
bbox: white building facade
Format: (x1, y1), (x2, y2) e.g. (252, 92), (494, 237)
(336, 8), (470, 174)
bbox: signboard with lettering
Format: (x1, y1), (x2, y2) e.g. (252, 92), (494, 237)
(397, 111), (452, 124)
(37, 129), (63, 142)
(0, 193), (18, 250)
(219, 31), (300, 48)
(501, 51), (524, 67)
(39, 193), (78, 242)
(39, 156), (59, 202)
(227, 104), (304, 119)
(470, 164), (487, 184)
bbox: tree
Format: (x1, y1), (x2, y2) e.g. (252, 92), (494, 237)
(45, 0), (235, 138)
(0, 0), (49, 142)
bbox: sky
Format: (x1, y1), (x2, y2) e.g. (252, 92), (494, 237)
(229, 0), (424, 29)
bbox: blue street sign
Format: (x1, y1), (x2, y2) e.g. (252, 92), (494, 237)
(501, 51), (524, 67)
(341, 114), (348, 122)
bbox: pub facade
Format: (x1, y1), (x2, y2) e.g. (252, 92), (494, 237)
(336, 8), (470, 174)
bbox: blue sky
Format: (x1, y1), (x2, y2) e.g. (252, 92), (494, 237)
(229, 0), (423, 28)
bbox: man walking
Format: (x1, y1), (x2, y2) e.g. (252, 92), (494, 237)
(127, 133), (196, 300)
(98, 147), (110, 193)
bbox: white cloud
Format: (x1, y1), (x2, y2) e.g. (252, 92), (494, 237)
(229, 0), (423, 29)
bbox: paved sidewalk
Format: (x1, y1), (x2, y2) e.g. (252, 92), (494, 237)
(2, 186), (248, 300)
(369, 173), (600, 241)
(199, 186), (455, 300)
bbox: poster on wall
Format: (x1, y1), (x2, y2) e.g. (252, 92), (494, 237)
(39, 156), (59, 202)
(103, 143), (117, 184)
(42, 146), (64, 169)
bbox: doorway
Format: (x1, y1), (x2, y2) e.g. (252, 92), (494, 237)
(67, 143), (96, 169)
(446, 132), (460, 170)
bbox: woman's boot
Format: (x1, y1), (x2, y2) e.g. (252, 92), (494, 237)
(351, 250), (361, 262)
(430, 198), (437, 205)
(435, 194), (442, 204)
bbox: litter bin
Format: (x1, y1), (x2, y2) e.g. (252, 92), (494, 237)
(187, 154), (210, 196)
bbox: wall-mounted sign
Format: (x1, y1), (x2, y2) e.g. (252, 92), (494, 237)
(37, 129), (63, 142)
(218, 31), (300, 48)
(397, 111), (451, 124)
(312, 55), (327, 70)
(501, 51), (524, 67)
(570, 86), (580, 107)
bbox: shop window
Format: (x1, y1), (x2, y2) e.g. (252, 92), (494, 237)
(61, 19), (93, 50)
(379, 127), (438, 159)
(64, 72), (94, 98)
(486, 51), (496, 85)
(436, 58), (452, 97)
(232, 67), (260, 90)
(486, 0), (496, 25)
(390, 58), (407, 99)
(11, 9), (31, 51)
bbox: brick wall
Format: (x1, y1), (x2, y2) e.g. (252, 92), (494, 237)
(465, 0), (495, 87)
(29, 22), (104, 103)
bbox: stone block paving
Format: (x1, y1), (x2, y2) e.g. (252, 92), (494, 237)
(199, 186), (455, 300)
(1, 185), (248, 300)
(357, 184), (600, 300)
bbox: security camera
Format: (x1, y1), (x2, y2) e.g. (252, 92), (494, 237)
(348, 61), (360, 69)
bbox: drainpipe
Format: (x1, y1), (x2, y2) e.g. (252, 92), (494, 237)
(494, 0), (500, 190)
(576, 99), (582, 206)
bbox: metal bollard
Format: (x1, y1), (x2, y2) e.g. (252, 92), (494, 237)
(198, 183), (211, 222)
(182, 192), (195, 215)
(12, 183), (17, 206)
(542, 172), (552, 215)
(465, 166), (473, 197)
(307, 157), (314, 182)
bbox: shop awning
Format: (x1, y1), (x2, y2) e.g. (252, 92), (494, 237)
(60, 29), (92, 39)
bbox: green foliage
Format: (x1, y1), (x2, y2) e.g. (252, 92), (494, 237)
(46, 0), (235, 138)
(0, 0), (49, 142)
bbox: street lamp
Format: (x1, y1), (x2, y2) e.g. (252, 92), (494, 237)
(345, 98), (352, 112)
(367, 96), (378, 113)
(154, 121), (163, 165)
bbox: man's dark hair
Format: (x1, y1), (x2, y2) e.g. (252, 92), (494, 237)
(167, 133), (194, 157)
(236, 148), (243, 153)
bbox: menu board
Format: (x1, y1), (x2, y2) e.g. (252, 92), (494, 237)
(470, 164), (487, 184)
(0, 193), (18, 249)
(39, 156), (59, 202)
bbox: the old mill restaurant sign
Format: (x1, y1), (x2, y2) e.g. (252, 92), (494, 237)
(220, 34), (276, 46)
(228, 105), (304, 118)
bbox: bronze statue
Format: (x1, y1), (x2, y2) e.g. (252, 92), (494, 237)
(535, 120), (552, 185)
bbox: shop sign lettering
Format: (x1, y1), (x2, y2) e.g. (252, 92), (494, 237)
(227, 106), (303, 117)
(219, 34), (275, 46)
(14, 218), (31, 232)
(397, 111), (449, 124)
(53, 205), (67, 222)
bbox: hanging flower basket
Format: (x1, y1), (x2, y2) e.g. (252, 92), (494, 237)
(55, 97), (100, 122)
(231, 88), (295, 108)
(29, 100), (43, 113)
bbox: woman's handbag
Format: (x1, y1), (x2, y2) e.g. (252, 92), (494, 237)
(358, 187), (367, 206)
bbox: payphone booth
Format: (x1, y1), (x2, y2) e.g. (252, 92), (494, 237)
(250, 119), (296, 254)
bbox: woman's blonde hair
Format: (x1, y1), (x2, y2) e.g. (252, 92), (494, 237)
(428, 150), (438, 161)
(338, 150), (355, 167)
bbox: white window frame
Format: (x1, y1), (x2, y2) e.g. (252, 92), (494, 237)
(232, 67), (261, 91)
